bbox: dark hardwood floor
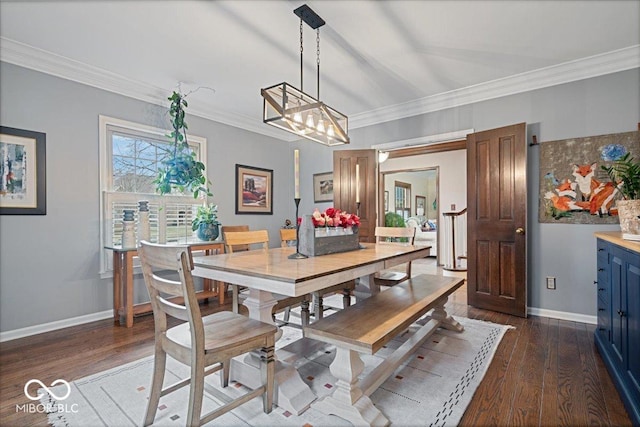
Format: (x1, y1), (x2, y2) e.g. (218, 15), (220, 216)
(0, 286), (632, 426)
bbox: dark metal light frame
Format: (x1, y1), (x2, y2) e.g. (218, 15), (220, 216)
(261, 4), (349, 146)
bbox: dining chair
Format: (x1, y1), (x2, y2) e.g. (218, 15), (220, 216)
(224, 230), (310, 326)
(278, 229), (355, 321)
(279, 228), (297, 247)
(138, 241), (276, 427)
(218, 225), (250, 306)
(373, 226), (417, 286)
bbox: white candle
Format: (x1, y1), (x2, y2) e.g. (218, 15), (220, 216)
(294, 149), (300, 199)
(355, 164), (360, 203)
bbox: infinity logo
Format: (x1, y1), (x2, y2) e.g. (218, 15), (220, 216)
(24, 379), (71, 401)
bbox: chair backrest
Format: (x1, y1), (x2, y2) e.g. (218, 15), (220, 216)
(375, 226), (416, 244)
(138, 241), (203, 334)
(374, 227), (417, 280)
(279, 228), (297, 248)
(221, 225), (250, 251)
(224, 230), (269, 253)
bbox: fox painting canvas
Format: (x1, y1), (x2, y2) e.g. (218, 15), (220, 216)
(539, 130), (639, 224)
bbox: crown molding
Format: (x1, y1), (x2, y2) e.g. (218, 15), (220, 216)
(0, 37), (295, 142)
(350, 45), (640, 129)
(2, 37), (638, 136)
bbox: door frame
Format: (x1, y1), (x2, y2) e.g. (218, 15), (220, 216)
(379, 166), (441, 265)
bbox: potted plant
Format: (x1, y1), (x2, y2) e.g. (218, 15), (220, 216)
(601, 151), (640, 235)
(154, 91), (212, 199)
(192, 203), (220, 241)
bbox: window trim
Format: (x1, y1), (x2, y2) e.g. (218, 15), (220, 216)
(98, 115), (208, 275)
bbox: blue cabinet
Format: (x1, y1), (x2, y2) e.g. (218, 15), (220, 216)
(595, 237), (640, 425)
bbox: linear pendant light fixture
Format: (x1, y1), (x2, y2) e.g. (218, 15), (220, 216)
(261, 4), (349, 146)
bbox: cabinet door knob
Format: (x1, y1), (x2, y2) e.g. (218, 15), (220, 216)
(598, 308), (605, 312)
(598, 248), (604, 252)
(617, 310), (626, 317)
(594, 280), (598, 285)
(598, 288), (605, 291)
(598, 268), (605, 272)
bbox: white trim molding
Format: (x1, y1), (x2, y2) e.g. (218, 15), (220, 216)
(351, 45), (640, 129)
(0, 310), (113, 343)
(371, 129), (474, 152)
(1, 37), (638, 138)
(528, 307), (597, 325)
(0, 37), (294, 142)
(0, 304), (596, 342)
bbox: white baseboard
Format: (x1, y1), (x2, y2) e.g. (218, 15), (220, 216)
(0, 310), (114, 343)
(528, 307), (597, 325)
(0, 305), (597, 343)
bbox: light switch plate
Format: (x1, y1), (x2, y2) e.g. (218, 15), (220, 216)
(546, 276), (556, 289)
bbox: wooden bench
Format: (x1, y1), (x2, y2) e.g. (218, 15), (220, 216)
(304, 273), (465, 427)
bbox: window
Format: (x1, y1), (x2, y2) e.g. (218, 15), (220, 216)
(99, 115), (208, 275)
(394, 181), (411, 220)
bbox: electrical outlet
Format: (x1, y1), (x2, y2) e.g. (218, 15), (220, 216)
(546, 276), (556, 290)
(451, 204), (456, 210)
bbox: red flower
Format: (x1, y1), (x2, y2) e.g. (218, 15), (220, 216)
(311, 208), (360, 228)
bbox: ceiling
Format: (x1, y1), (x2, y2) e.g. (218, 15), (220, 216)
(1, 1), (639, 141)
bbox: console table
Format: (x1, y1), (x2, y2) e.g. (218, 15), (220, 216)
(105, 240), (225, 327)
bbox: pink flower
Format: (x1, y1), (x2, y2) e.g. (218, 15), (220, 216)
(311, 208), (360, 228)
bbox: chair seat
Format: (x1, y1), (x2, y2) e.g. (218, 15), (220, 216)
(166, 310), (277, 354)
(237, 289), (308, 312)
(374, 271), (409, 286)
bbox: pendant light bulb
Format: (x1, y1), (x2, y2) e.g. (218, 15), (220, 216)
(317, 119), (325, 133)
(327, 124), (335, 137)
(306, 113), (315, 128)
(293, 111), (303, 123)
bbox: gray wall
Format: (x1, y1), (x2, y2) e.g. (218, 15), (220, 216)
(1, 61), (639, 333)
(0, 62), (295, 332)
(335, 68), (640, 317)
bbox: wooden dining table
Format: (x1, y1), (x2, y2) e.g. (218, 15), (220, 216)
(192, 242), (431, 415)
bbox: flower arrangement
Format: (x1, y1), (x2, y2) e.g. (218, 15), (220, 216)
(311, 207), (360, 228)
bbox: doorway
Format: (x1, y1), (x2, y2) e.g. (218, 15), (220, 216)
(380, 167), (440, 263)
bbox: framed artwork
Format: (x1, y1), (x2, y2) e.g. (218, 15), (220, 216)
(0, 126), (47, 215)
(539, 130), (639, 224)
(235, 164), (273, 215)
(384, 191), (389, 212)
(313, 171), (333, 202)
(415, 195), (426, 216)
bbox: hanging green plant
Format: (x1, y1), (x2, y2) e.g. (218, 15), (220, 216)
(154, 91), (212, 199)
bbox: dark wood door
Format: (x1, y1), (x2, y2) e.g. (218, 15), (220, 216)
(467, 123), (527, 317)
(333, 149), (377, 243)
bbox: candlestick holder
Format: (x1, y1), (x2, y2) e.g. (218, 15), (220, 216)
(289, 197), (308, 259)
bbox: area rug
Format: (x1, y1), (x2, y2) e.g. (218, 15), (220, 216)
(42, 316), (512, 427)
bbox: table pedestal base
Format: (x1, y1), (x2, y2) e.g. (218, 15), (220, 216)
(230, 289), (316, 415)
(312, 347), (389, 426)
(230, 354), (316, 415)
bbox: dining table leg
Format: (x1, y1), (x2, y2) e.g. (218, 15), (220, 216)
(229, 288), (317, 415)
(124, 251), (135, 328)
(354, 273), (379, 301)
(112, 251), (122, 323)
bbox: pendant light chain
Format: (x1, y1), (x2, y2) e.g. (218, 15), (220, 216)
(300, 18), (304, 92)
(316, 28), (321, 100)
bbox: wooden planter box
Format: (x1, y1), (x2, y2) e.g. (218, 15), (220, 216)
(298, 215), (360, 257)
